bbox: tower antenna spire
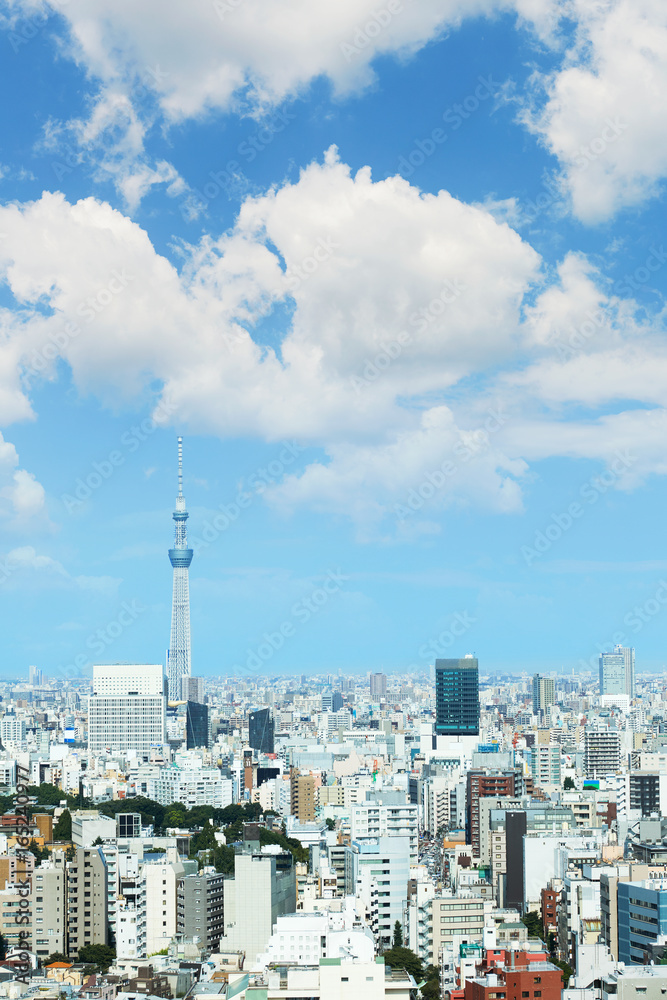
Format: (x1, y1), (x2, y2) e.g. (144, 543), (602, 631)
(177, 435), (183, 499)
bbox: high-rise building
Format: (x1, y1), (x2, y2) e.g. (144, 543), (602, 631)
(466, 769), (521, 857)
(584, 728), (621, 779)
(370, 673), (387, 700)
(28, 664), (43, 686)
(167, 437), (193, 702)
(629, 772), (667, 817)
(88, 664), (166, 755)
(67, 846), (109, 959)
(435, 656), (479, 737)
(291, 772), (316, 822)
(617, 880), (667, 964)
(217, 850), (296, 966)
(531, 744), (561, 788)
(532, 674), (555, 713)
(622, 645), (636, 697)
(144, 857), (185, 957)
(249, 707), (275, 754)
(186, 676), (205, 704)
(0, 713), (26, 745)
(177, 871), (226, 951)
(30, 857), (66, 961)
(186, 700), (210, 749)
(345, 836), (410, 951)
(321, 690), (343, 712)
(116, 853), (146, 960)
(599, 650), (626, 695)
(350, 792), (419, 862)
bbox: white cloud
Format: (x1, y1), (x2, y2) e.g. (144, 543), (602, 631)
(0, 432), (50, 532)
(0, 544), (121, 593)
(5, 0), (561, 206)
(523, 0), (667, 221)
(0, 150), (541, 448)
(26, 0), (557, 120)
(0, 149), (666, 527)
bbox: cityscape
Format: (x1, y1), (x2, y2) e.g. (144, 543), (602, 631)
(2, 3), (667, 1000)
(0, 441), (666, 1000)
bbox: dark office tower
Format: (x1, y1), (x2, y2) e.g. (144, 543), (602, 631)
(249, 707), (275, 754)
(370, 672), (387, 700)
(186, 700), (210, 749)
(435, 656), (479, 737)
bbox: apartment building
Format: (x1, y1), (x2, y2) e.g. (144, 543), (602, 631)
(67, 846), (109, 960)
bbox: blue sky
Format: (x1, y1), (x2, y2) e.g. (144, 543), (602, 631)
(1, 0), (667, 680)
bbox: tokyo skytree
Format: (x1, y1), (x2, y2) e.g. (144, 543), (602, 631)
(167, 436), (193, 702)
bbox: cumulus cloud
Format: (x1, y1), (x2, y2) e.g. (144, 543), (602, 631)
(0, 148), (664, 528)
(3, 0), (563, 206)
(523, 0), (667, 221)
(0, 432), (50, 532)
(16, 0), (557, 119)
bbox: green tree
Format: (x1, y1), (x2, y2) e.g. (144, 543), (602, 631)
(26, 784), (64, 806)
(213, 844), (236, 876)
(258, 826), (308, 864)
(189, 820), (217, 856)
(325, 818), (335, 831)
(563, 776), (576, 790)
(53, 809), (71, 841)
(29, 840), (50, 862)
(44, 953), (68, 966)
(91, 836), (104, 847)
(550, 958), (574, 986)
(393, 921), (404, 948)
(521, 910), (544, 941)
(421, 965), (441, 1000)
(381, 945), (423, 981)
(76, 944), (115, 972)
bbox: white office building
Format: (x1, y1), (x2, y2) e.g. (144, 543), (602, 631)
(261, 903), (375, 966)
(145, 856), (185, 956)
(148, 766), (233, 808)
(0, 713), (26, 746)
(350, 793), (419, 862)
(88, 664), (166, 755)
(345, 837), (411, 951)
